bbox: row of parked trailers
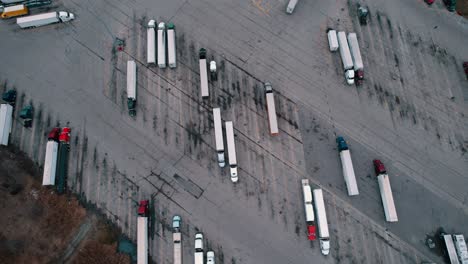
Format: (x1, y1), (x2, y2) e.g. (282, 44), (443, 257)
(147, 20), (176, 68)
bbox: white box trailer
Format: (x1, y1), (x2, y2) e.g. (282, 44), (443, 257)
(225, 121), (238, 183)
(16, 11), (74, 29)
(444, 235), (461, 264)
(127, 60), (137, 116)
(337, 31), (355, 85)
(157, 22), (166, 68)
(377, 174), (398, 222)
(167, 23), (176, 68)
(0, 104), (13, 146)
(347, 33), (363, 71)
(286, 0), (298, 14)
(137, 217), (148, 264)
(199, 48), (209, 98)
(336, 137), (359, 196)
(147, 20), (156, 64)
(264, 83), (279, 136)
(173, 232), (182, 264)
(313, 189), (330, 255)
(42, 141), (58, 185)
(327, 29), (339, 52)
(213, 108), (225, 167)
(301, 179), (314, 223)
(454, 235), (468, 264)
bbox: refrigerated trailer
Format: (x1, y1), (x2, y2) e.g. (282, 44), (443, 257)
(337, 31), (355, 85)
(0, 104), (13, 146)
(167, 23), (176, 68)
(199, 48), (209, 98)
(301, 179), (316, 241)
(264, 82), (279, 136)
(313, 189), (330, 255)
(213, 108), (225, 167)
(147, 20), (156, 64)
(157, 22), (166, 68)
(42, 140), (58, 185)
(225, 121), (238, 183)
(127, 60), (137, 116)
(336, 137), (359, 196)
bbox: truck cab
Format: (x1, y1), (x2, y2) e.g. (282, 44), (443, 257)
(48, 127), (61, 141)
(345, 70), (355, 85)
(207, 251), (215, 263)
(373, 159), (386, 175)
(58, 11), (74, 22)
(138, 200), (149, 217)
(172, 215), (181, 231)
(320, 239), (330, 255)
(336, 136), (348, 151)
(59, 127), (71, 143)
(355, 70), (364, 85)
(307, 225), (317, 241)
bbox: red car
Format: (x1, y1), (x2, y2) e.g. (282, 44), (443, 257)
(425, 0), (435, 5)
(307, 225), (317, 241)
(373, 159), (386, 176)
(138, 200), (149, 217)
(463, 62), (468, 80)
(47, 127), (60, 141)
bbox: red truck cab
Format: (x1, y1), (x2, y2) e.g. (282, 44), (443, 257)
(138, 200), (149, 217)
(48, 127), (61, 141)
(59, 127), (71, 143)
(356, 70), (364, 85)
(307, 225), (317, 240)
(425, 0), (435, 5)
(373, 159), (386, 175)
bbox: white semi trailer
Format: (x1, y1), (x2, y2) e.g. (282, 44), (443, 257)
(167, 23), (177, 68)
(157, 22), (166, 68)
(0, 104), (13, 146)
(454, 234), (468, 264)
(337, 31), (355, 85)
(336, 136), (359, 196)
(127, 60), (137, 116)
(443, 234), (461, 264)
(16, 11), (74, 29)
(264, 82), (279, 136)
(225, 121), (238, 183)
(213, 108), (225, 167)
(147, 20), (156, 64)
(327, 29), (339, 52)
(42, 140), (59, 185)
(199, 48), (209, 98)
(347, 33), (363, 71)
(286, 0), (298, 14)
(313, 189), (330, 255)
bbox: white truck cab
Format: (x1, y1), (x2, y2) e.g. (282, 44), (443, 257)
(58, 11), (74, 22)
(207, 251), (215, 264)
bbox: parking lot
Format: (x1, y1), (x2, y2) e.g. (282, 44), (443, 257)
(1, 0), (467, 263)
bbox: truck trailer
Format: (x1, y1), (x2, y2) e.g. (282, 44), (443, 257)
(56, 127), (71, 194)
(225, 121), (238, 183)
(16, 11), (74, 29)
(167, 23), (176, 68)
(137, 200), (149, 264)
(336, 136), (359, 196)
(1, 4), (28, 19)
(194, 233), (204, 264)
(147, 20), (156, 64)
(42, 140), (59, 185)
(327, 29), (339, 52)
(199, 48), (209, 98)
(0, 104), (13, 146)
(301, 179), (316, 241)
(453, 234), (468, 264)
(443, 234), (461, 264)
(313, 189), (330, 255)
(157, 22), (166, 68)
(264, 82), (279, 136)
(127, 60), (137, 116)
(347, 33), (364, 85)
(337, 31), (355, 85)
(373, 160), (398, 222)
(213, 108), (225, 168)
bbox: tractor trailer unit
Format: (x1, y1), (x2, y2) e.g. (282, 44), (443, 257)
(147, 20), (156, 64)
(337, 31), (355, 85)
(127, 60), (137, 116)
(172, 216), (182, 264)
(264, 82), (279, 135)
(336, 136), (359, 196)
(213, 108), (225, 168)
(137, 200), (149, 264)
(225, 121), (238, 183)
(56, 127), (71, 194)
(313, 189), (330, 255)
(373, 160), (398, 222)
(301, 179), (316, 241)
(157, 22), (166, 68)
(167, 23), (177, 68)
(194, 233), (204, 264)
(199, 48), (209, 98)
(16, 11), (74, 29)
(0, 104), (13, 146)
(347, 33), (364, 85)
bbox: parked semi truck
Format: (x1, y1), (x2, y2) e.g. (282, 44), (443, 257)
(213, 108), (225, 168)
(347, 33), (364, 85)
(337, 31), (355, 85)
(16, 11), (74, 29)
(336, 136), (359, 196)
(56, 127), (71, 194)
(443, 234), (461, 264)
(127, 60), (137, 116)
(0, 104), (13, 146)
(373, 160), (398, 222)
(137, 200), (149, 264)
(42, 128), (60, 185)
(313, 189), (330, 255)
(264, 82), (279, 136)
(1, 4), (27, 18)
(301, 179), (316, 241)
(167, 23), (176, 68)
(225, 121), (238, 183)
(454, 234), (468, 264)
(157, 22), (166, 68)
(194, 233), (204, 264)
(147, 20), (156, 64)
(199, 48), (209, 98)
(172, 215), (182, 264)
(286, 0), (298, 14)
